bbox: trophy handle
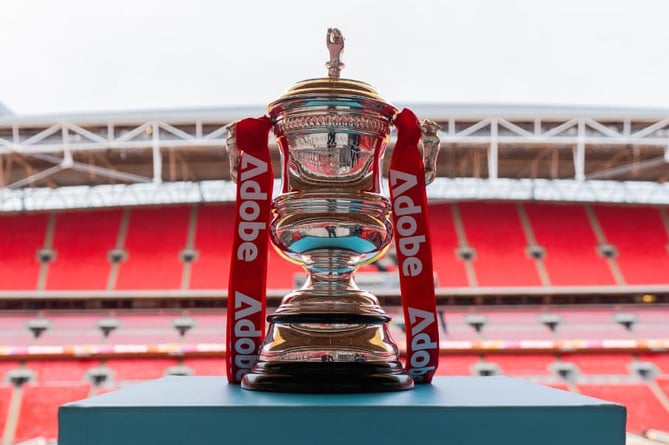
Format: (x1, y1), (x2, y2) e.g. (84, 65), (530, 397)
(420, 119), (441, 185)
(225, 122), (239, 183)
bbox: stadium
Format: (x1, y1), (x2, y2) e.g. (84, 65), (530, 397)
(0, 99), (669, 444)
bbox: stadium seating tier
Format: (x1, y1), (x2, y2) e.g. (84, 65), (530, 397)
(46, 209), (122, 290)
(0, 213), (48, 290)
(14, 383), (91, 443)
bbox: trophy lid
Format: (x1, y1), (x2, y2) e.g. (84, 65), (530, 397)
(268, 28), (395, 113)
(277, 77), (387, 103)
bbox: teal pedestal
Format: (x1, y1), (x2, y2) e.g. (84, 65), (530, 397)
(59, 376), (625, 445)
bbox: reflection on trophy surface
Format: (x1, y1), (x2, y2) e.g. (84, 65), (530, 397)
(227, 28), (440, 392)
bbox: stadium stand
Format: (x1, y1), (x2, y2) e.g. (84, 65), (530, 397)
(115, 206), (191, 290)
(642, 354), (669, 375)
(13, 383), (91, 443)
(560, 353), (636, 376)
(593, 205), (669, 285)
(524, 203), (616, 286)
(46, 209), (123, 290)
(483, 353), (556, 376)
(3, 104), (669, 443)
(0, 386), (11, 442)
(436, 354), (482, 376)
(464, 309), (555, 340)
(426, 203), (470, 287)
(0, 213), (49, 290)
(23, 359), (98, 383)
(577, 383), (669, 434)
(457, 202), (541, 287)
(658, 377), (669, 399)
(189, 204), (234, 289)
(182, 357), (226, 376)
(0, 304), (667, 441)
(2, 202), (669, 295)
(103, 358), (181, 381)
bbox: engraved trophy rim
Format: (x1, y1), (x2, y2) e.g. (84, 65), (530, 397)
(267, 77), (398, 121)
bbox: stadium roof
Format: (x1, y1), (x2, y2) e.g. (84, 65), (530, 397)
(1, 103), (669, 211)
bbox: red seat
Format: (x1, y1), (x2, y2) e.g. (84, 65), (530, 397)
(115, 206), (190, 290)
(474, 309), (553, 340)
(427, 203), (469, 287)
(0, 213), (48, 290)
(14, 383), (91, 443)
(577, 383), (669, 434)
(638, 353), (669, 375)
(24, 359), (99, 383)
(561, 353), (634, 375)
(46, 209), (122, 290)
(0, 360), (21, 380)
(183, 357), (226, 376)
(525, 203), (615, 285)
(486, 354), (555, 376)
(190, 203), (302, 290)
(556, 325), (631, 340)
(657, 377), (669, 399)
(0, 386), (12, 437)
(190, 204), (234, 289)
(551, 308), (619, 324)
(594, 205), (669, 284)
(458, 202), (541, 286)
(104, 358), (180, 381)
(435, 354), (481, 376)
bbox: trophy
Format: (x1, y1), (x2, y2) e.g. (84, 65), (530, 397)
(226, 28), (441, 392)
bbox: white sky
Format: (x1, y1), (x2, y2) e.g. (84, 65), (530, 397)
(2, 0), (669, 115)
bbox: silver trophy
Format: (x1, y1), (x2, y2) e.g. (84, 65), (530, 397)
(227, 28), (440, 392)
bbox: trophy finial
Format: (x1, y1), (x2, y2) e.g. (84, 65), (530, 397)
(326, 28), (345, 79)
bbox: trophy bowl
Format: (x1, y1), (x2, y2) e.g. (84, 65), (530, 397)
(226, 28), (440, 392)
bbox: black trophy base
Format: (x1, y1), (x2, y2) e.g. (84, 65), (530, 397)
(241, 361), (414, 393)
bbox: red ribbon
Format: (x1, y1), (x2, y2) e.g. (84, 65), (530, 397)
(226, 116), (273, 384)
(226, 109), (439, 385)
(389, 109), (439, 383)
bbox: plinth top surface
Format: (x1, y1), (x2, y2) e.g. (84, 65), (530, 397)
(66, 376), (617, 409)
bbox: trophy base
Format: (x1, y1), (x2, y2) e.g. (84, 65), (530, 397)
(241, 361), (414, 393)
